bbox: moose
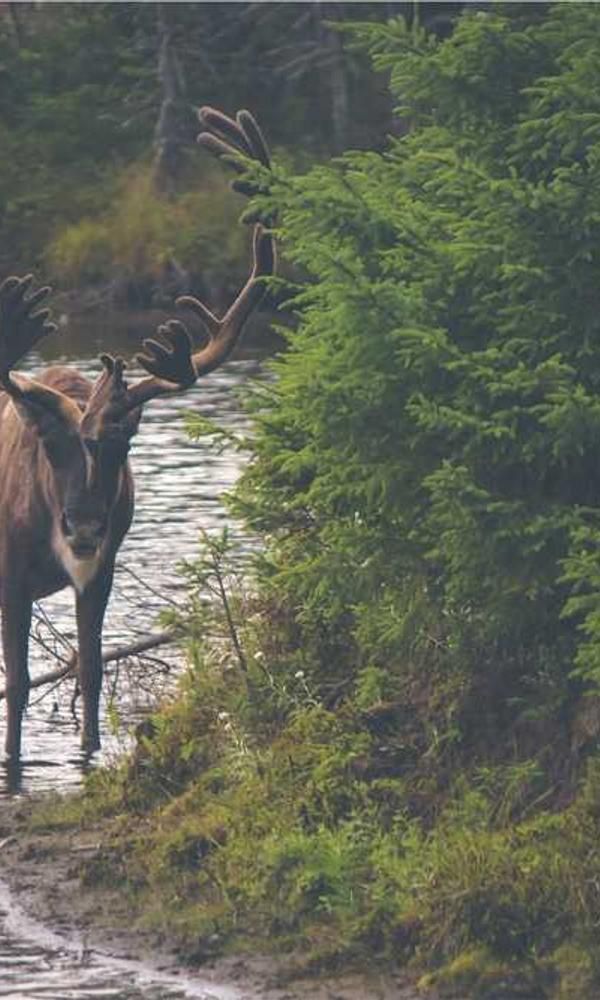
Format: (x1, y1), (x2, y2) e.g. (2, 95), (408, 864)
(0, 108), (275, 760)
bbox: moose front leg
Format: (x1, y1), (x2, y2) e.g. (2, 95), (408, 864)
(2, 591), (32, 760)
(76, 567), (114, 754)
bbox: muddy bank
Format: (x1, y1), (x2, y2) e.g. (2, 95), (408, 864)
(0, 798), (423, 1000)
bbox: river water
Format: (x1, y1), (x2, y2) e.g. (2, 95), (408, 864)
(0, 314), (267, 998)
(0, 874), (245, 999)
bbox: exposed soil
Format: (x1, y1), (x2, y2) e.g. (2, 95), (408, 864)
(0, 797), (423, 1000)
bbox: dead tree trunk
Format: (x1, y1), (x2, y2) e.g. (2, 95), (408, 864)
(153, 3), (190, 195)
(7, 3), (25, 48)
(314, 2), (349, 154)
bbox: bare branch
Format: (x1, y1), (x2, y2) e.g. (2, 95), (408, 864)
(0, 630), (179, 702)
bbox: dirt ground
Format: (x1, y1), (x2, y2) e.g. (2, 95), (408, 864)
(0, 797), (424, 1000)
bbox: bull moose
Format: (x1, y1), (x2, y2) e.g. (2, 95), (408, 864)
(0, 108), (275, 760)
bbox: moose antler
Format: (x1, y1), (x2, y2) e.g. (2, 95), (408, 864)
(196, 106), (271, 170)
(111, 107), (276, 416)
(0, 275), (57, 391)
(92, 319), (198, 418)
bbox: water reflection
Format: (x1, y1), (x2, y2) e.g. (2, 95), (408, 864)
(0, 945), (201, 999)
(0, 320), (265, 799)
(1, 752), (101, 798)
(0, 878), (240, 999)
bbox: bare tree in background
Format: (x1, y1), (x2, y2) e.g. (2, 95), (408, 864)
(153, 2), (192, 195)
(313, 3), (349, 154)
(7, 2), (25, 48)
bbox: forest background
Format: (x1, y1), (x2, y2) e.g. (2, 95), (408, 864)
(0, 1), (434, 307)
(7, 3), (600, 1000)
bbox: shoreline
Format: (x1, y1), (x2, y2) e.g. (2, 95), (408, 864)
(0, 797), (422, 1000)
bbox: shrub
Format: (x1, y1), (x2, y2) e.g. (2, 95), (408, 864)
(46, 162), (248, 296)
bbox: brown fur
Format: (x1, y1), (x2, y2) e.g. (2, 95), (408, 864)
(0, 367), (134, 604)
(0, 366), (135, 758)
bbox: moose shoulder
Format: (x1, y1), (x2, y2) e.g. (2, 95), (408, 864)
(0, 107), (275, 761)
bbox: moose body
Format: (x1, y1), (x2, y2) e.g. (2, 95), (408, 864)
(0, 367), (134, 604)
(0, 366), (135, 757)
(0, 106), (275, 760)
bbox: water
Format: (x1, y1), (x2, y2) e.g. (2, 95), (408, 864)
(0, 316), (267, 997)
(0, 877), (243, 1000)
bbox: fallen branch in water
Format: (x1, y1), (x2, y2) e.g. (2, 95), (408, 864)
(0, 629), (179, 702)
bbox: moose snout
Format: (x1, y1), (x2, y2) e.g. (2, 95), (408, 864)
(61, 512), (107, 558)
(70, 535), (100, 558)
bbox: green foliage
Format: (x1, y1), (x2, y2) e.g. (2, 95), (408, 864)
(47, 218), (113, 286)
(151, 2), (600, 984)
(0, 5), (152, 273)
(234, 1), (600, 704)
(0, 2), (395, 280)
(46, 163), (247, 291)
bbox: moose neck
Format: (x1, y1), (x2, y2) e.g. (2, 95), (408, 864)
(51, 526), (104, 594)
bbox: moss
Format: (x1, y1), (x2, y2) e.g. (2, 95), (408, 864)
(418, 947), (545, 998)
(25, 779), (123, 832)
(546, 943), (599, 1000)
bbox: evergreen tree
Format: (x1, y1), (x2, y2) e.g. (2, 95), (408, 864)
(230, 3), (600, 716)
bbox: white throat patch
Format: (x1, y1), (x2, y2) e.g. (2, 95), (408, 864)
(52, 532), (102, 594)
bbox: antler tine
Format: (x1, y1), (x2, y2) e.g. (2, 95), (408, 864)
(118, 106), (275, 414)
(0, 275), (57, 389)
(197, 107), (254, 159)
(197, 106), (271, 169)
(116, 320), (196, 412)
(176, 223), (275, 380)
(236, 110), (271, 168)
(136, 320), (195, 385)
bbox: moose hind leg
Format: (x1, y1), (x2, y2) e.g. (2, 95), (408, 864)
(2, 596), (32, 760)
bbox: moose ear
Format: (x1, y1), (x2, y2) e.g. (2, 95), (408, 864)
(7, 373), (81, 444)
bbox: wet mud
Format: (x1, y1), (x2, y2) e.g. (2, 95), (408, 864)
(0, 800), (420, 999)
